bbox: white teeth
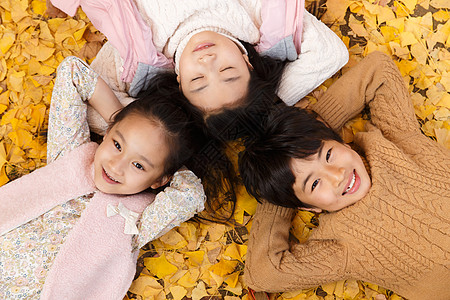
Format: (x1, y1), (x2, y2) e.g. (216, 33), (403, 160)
(344, 171), (355, 195)
(104, 169), (119, 183)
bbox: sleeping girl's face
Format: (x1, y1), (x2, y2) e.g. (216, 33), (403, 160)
(290, 140), (371, 212)
(93, 114), (170, 195)
(177, 31), (252, 113)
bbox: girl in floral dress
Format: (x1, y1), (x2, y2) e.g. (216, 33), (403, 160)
(0, 56), (206, 299)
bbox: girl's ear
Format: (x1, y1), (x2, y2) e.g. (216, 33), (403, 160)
(300, 206), (323, 213)
(176, 75), (181, 84)
(243, 54), (253, 71)
(150, 175), (171, 189)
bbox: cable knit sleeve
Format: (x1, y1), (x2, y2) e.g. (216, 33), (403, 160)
(47, 56), (98, 163)
(135, 170), (206, 249)
(245, 201), (348, 292)
(310, 52), (420, 139)
(277, 11), (349, 106)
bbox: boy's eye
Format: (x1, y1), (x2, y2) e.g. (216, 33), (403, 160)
(133, 162), (144, 170)
(311, 179), (319, 192)
(114, 140), (121, 151)
(192, 76), (203, 82)
(326, 148), (332, 162)
(221, 67), (232, 72)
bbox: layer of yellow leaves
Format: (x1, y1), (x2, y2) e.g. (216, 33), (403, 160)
(0, 0), (103, 185)
(1, 0), (448, 300)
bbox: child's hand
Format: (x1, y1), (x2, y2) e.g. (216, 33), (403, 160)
(46, 0), (67, 18)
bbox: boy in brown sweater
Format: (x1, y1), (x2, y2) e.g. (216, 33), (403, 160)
(239, 52), (450, 300)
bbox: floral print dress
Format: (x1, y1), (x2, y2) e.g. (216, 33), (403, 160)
(0, 57), (206, 299)
(0, 57), (99, 299)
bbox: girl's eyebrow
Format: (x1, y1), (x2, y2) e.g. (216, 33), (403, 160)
(116, 130), (155, 168)
(302, 143), (325, 192)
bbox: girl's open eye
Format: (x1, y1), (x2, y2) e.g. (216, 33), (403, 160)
(133, 162), (144, 170)
(114, 140), (121, 151)
(326, 148), (332, 162)
(311, 179), (319, 192)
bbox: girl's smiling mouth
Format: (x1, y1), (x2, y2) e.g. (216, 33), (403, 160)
(342, 170), (360, 195)
(102, 168), (120, 184)
(193, 43), (215, 52)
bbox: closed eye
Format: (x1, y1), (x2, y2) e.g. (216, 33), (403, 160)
(221, 67), (233, 72)
(192, 76), (203, 82)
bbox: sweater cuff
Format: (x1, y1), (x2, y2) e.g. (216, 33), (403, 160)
(310, 93), (350, 131)
(256, 201), (297, 219)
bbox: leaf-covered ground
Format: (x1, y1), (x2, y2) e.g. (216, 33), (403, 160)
(0, 0), (448, 299)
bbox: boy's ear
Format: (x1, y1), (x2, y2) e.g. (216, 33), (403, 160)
(176, 75), (181, 84)
(150, 175), (171, 189)
(300, 206), (323, 213)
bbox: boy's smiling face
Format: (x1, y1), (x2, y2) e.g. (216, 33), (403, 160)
(291, 140), (371, 212)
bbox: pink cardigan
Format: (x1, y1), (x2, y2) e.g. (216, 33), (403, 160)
(0, 142), (155, 299)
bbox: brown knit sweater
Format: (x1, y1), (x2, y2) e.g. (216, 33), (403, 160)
(244, 52), (450, 300)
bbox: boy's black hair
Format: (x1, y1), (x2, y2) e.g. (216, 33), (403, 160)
(239, 105), (343, 208)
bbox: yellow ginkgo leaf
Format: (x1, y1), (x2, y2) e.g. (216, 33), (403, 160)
(128, 275), (162, 296)
(169, 286), (187, 300)
(399, 31), (418, 47)
(144, 254), (178, 279)
(35, 44), (55, 61)
(177, 268), (199, 288)
(184, 250), (205, 266)
(7, 70), (25, 93)
(209, 259), (238, 277)
(191, 281), (209, 300)
(0, 30), (16, 54)
(224, 271), (240, 288)
(31, 0), (46, 15)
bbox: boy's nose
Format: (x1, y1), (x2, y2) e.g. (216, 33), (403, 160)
(327, 166), (345, 187)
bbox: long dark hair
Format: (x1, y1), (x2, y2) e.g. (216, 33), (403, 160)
(239, 105), (343, 208)
(111, 80), (202, 182)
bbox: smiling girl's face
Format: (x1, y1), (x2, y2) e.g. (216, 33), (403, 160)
(290, 140), (371, 212)
(177, 31), (252, 113)
(93, 114), (170, 195)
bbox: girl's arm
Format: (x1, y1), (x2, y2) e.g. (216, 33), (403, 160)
(277, 11), (349, 106)
(310, 52), (419, 138)
(47, 56), (122, 162)
(244, 201), (348, 292)
(135, 169), (206, 249)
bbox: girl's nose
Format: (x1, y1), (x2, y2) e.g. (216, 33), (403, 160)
(199, 53), (215, 64)
(109, 157), (125, 176)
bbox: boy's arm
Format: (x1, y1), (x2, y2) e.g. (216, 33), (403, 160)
(135, 169), (206, 249)
(47, 56), (122, 162)
(277, 11), (349, 106)
(245, 201), (348, 292)
(310, 52), (419, 137)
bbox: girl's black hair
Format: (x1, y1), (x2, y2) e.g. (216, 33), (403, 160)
(111, 79), (202, 184)
(239, 105), (343, 208)
(130, 72), (241, 223)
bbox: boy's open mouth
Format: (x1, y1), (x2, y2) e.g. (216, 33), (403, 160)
(342, 170), (356, 195)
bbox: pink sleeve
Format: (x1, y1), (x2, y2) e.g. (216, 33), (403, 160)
(50, 0), (172, 82)
(256, 0), (305, 54)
